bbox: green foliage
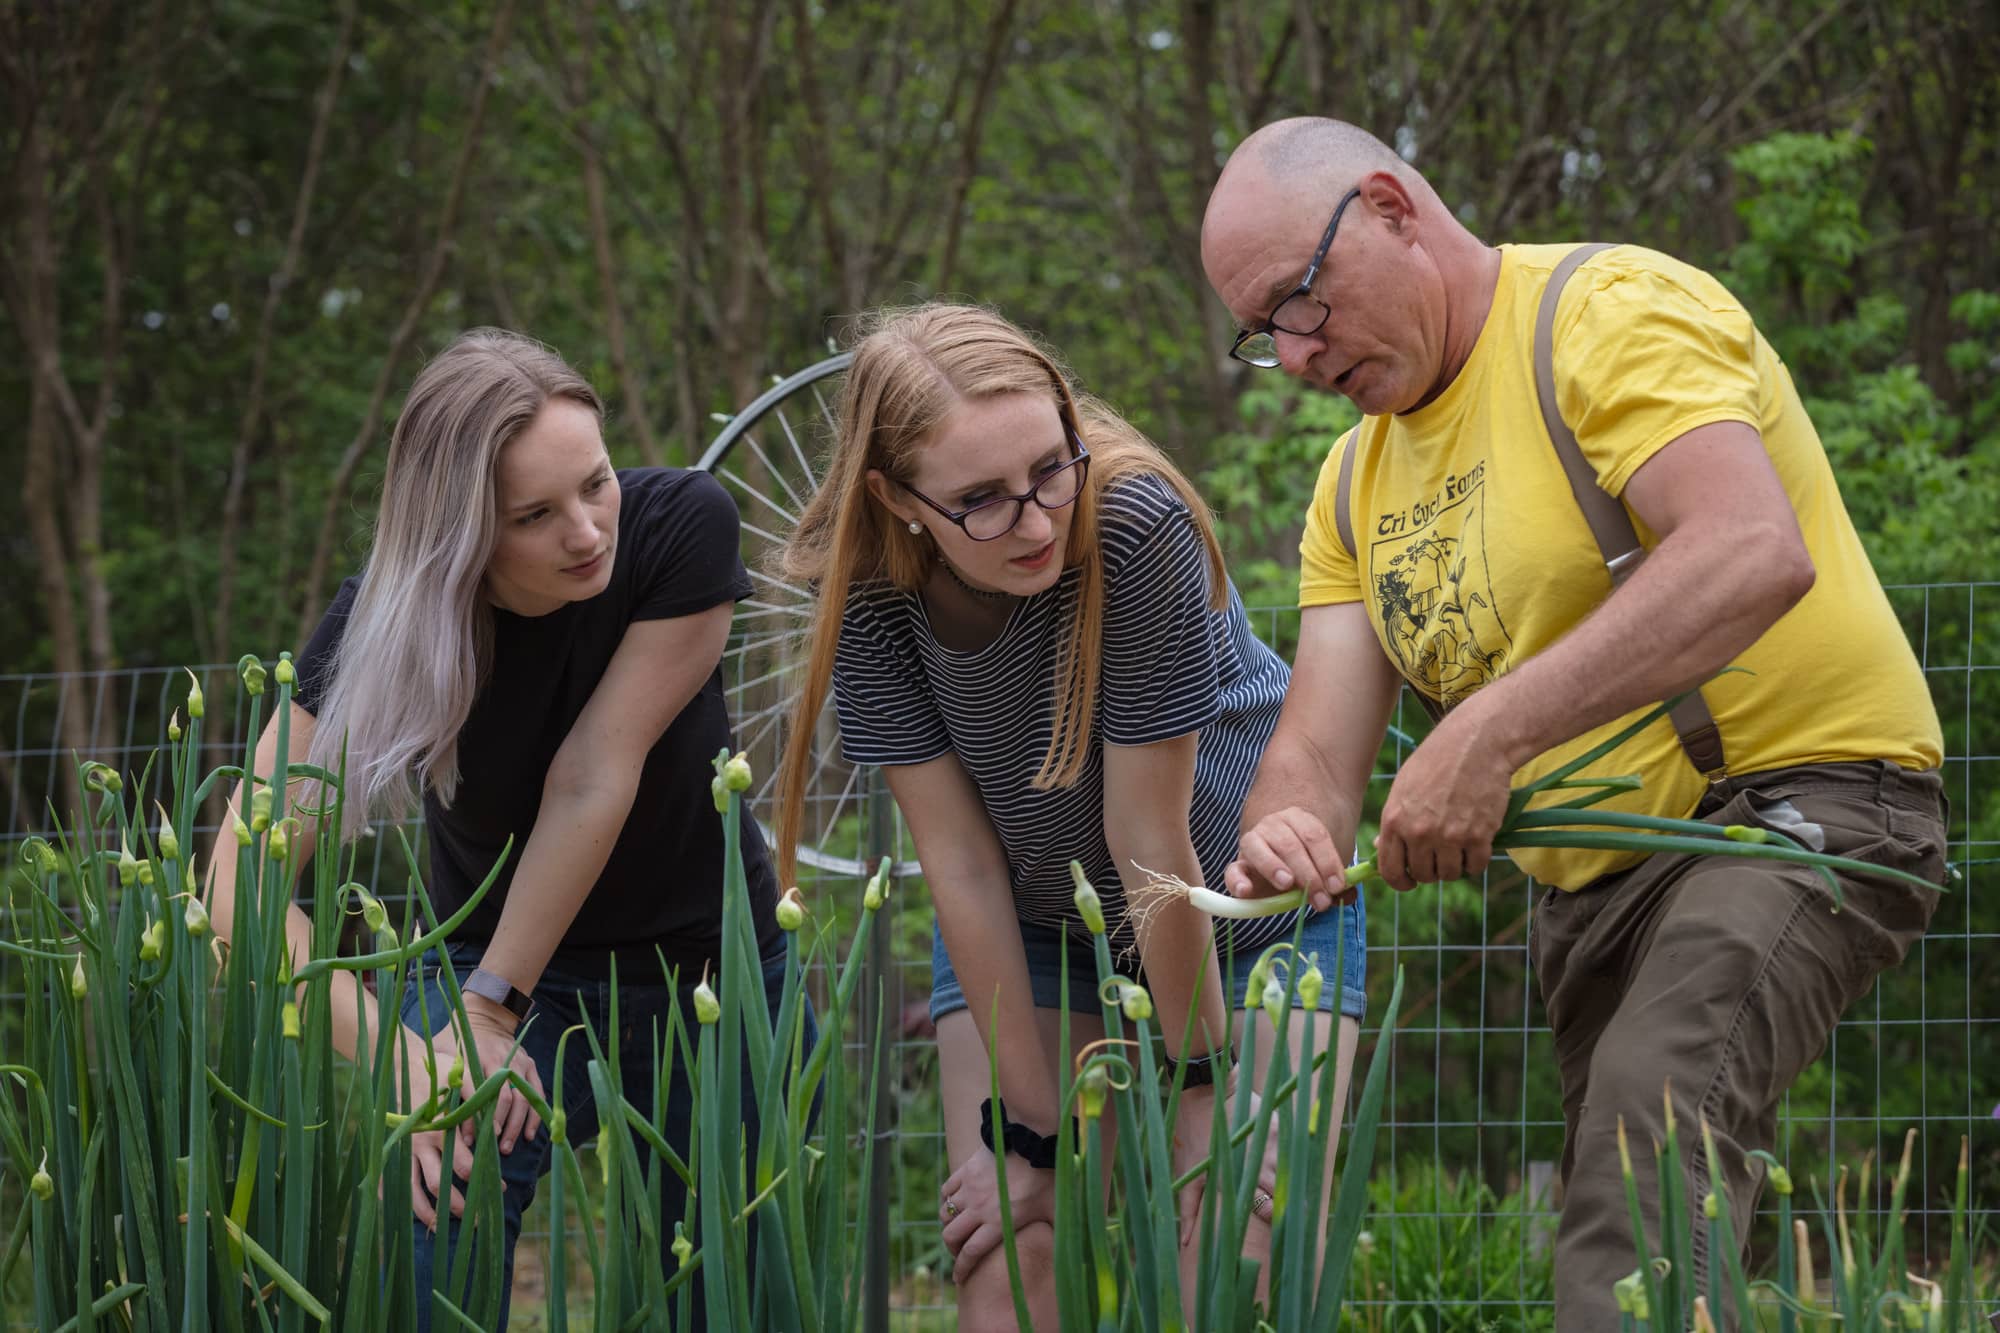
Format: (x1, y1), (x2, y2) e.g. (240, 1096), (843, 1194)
(0, 658), (1422, 1330)
(1720, 131), (2000, 586)
(1045, 864), (1408, 1330)
(1345, 1159), (1558, 1332)
(1203, 384), (1361, 618)
(1618, 1115), (1996, 1331)
(0, 664), (884, 1330)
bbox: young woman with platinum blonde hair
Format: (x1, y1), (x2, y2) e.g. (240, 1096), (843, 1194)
(204, 327), (798, 1330)
(775, 303), (1366, 1329)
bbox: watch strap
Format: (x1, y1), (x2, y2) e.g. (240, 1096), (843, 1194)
(464, 967), (534, 1021)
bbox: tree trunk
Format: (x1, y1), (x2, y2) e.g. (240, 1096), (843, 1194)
(295, 0), (520, 643)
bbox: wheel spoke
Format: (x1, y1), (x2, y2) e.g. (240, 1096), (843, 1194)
(719, 466), (799, 526)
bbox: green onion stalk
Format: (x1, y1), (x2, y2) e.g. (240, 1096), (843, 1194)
(1031, 860), (1408, 1330)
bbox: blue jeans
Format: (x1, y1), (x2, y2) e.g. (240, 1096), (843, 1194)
(929, 894), (1367, 1025)
(401, 941), (813, 1331)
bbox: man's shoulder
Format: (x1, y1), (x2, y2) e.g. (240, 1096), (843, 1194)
(1503, 242), (1747, 323)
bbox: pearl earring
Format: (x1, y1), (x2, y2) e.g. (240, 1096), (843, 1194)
(908, 521), (922, 534)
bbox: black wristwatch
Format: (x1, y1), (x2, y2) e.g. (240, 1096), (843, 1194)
(1168, 1046), (1232, 1089)
(464, 967), (534, 1022)
(977, 1097), (1065, 1170)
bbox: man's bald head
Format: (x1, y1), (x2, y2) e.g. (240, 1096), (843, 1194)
(1204, 118), (1432, 254)
(1241, 118), (1411, 196)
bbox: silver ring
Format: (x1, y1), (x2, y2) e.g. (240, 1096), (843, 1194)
(1252, 1189), (1274, 1219)
(944, 1200), (960, 1218)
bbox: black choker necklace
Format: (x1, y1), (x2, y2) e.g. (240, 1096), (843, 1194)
(941, 560), (1014, 601)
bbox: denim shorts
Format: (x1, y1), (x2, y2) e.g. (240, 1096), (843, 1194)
(929, 894), (1366, 1026)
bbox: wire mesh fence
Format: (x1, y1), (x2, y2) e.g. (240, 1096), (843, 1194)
(3, 582), (1994, 1329)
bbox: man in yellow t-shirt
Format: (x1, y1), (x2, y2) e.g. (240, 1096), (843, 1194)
(1200, 117), (1947, 1330)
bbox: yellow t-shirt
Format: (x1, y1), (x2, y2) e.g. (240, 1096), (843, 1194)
(1298, 243), (1942, 889)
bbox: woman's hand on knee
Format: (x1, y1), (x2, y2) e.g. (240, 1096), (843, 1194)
(1172, 1080), (1280, 1245)
(459, 997), (546, 1153)
(939, 1146), (1054, 1285)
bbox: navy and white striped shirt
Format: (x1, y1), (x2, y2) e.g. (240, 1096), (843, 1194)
(833, 474), (1300, 955)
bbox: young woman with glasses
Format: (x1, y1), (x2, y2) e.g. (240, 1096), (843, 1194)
(774, 303), (1365, 1328)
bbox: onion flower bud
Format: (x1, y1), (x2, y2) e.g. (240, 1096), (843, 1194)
(775, 886), (806, 932)
(70, 954), (88, 999)
(117, 839), (140, 888)
(274, 655), (296, 686)
(863, 865), (888, 912)
(30, 1151), (54, 1201)
(1723, 825), (1772, 844)
(168, 709), (183, 743)
(549, 1107), (568, 1145)
(140, 918), (167, 962)
(710, 775), (729, 813)
(1069, 861), (1105, 935)
(1120, 983), (1153, 1023)
(238, 654), (267, 696)
(1768, 1164), (1792, 1196)
(251, 787), (274, 833)
(282, 1002), (301, 1040)
(23, 838), (59, 876)
(1077, 1064), (1110, 1120)
(721, 751), (753, 792)
(269, 823), (290, 861)
(671, 1221), (693, 1269)
(1703, 1191), (1719, 1219)
(354, 886), (396, 949)
(184, 669), (205, 719)
(1613, 1270), (1644, 1316)
(693, 967), (720, 1025)
(156, 804), (180, 862)
(1297, 958), (1325, 1011)
(185, 895), (211, 937)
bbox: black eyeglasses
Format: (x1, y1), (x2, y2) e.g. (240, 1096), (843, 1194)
(1228, 186), (1362, 369)
(903, 436), (1091, 542)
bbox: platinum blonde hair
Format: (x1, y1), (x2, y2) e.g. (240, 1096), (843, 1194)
(308, 328), (602, 841)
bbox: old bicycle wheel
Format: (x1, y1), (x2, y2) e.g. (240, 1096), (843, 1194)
(695, 354), (916, 879)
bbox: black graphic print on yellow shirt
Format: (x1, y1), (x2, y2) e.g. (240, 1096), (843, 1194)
(1369, 459), (1511, 708)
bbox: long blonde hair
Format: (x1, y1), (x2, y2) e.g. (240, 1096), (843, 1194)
(774, 303), (1224, 883)
(308, 328), (602, 841)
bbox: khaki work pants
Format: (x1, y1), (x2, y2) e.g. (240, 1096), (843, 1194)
(1532, 760), (1947, 1331)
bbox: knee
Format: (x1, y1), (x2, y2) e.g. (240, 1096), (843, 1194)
(956, 1222), (1054, 1333)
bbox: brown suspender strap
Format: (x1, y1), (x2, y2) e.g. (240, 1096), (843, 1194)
(1534, 243), (1728, 779)
(1333, 425), (1360, 559)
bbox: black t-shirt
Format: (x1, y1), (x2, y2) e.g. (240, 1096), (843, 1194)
(295, 467), (781, 980)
